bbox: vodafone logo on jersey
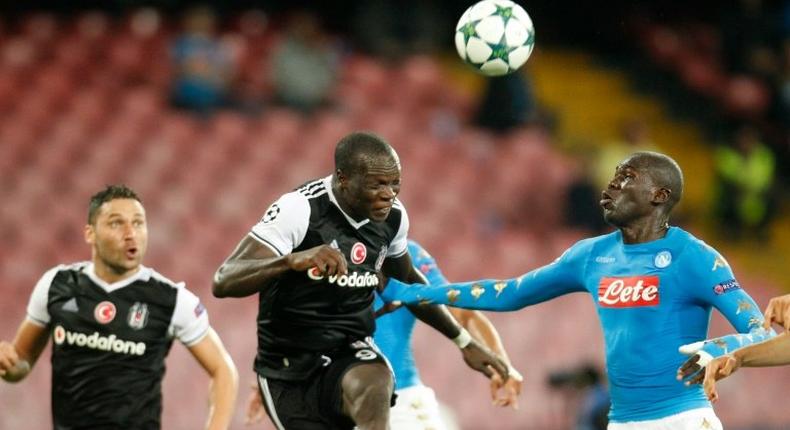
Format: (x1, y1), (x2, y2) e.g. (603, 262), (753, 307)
(94, 301), (117, 324)
(598, 276), (660, 308)
(52, 325), (146, 356)
(351, 242), (367, 264)
(306, 267), (380, 288)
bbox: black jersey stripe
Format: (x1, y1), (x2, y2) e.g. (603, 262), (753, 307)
(298, 183), (326, 197)
(297, 179), (325, 193)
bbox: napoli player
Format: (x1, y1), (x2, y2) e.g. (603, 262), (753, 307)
(375, 240), (523, 429)
(381, 152), (774, 429)
(243, 239), (524, 429)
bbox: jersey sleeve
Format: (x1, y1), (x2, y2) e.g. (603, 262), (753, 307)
(26, 265), (63, 326)
(249, 192), (310, 256)
(387, 201), (409, 258)
(687, 242), (764, 332)
(381, 240), (589, 310)
(408, 241), (449, 285)
(682, 242), (775, 361)
(169, 285), (210, 347)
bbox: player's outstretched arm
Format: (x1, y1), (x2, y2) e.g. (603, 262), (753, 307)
(381, 259), (585, 312)
(213, 235), (347, 298)
(188, 328), (239, 430)
(703, 332), (790, 402)
(677, 246), (775, 384)
(383, 253), (510, 380)
(0, 320), (49, 383)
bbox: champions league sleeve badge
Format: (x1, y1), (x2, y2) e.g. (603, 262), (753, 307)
(127, 302), (149, 330)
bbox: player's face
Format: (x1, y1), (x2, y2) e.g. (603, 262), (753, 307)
(600, 161), (656, 226)
(343, 155), (402, 222)
(85, 198), (148, 277)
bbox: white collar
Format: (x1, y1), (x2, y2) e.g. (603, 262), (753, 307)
(324, 175), (370, 230)
(84, 262), (151, 293)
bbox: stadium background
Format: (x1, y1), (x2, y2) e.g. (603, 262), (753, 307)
(0, 1), (787, 429)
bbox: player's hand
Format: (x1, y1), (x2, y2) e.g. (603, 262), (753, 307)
(702, 354), (742, 403)
(374, 301), (403, 318)
(489, 367), (523, 409)
(676, 341), (713, 385)
(0, 341), (20, 378)
(244, 381), (266, 425)
(287, 245), (348, 276)
(763, 294), (790, 331)
(460, 339), (509, 381)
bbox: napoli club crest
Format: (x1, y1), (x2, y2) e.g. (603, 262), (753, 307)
(127, 302), (149, 330)
(654, 250), (672, 269)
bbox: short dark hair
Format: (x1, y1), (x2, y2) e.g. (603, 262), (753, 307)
(630, 151), (684, 210)
(334, 131), (395, 176)
(88, 184), (142, 225)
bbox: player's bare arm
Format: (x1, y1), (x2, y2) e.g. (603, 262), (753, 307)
(450, 308), (523, 409)
(703, 332), (790, 402)
(382, 253), (509, 380)
(0, 320), (49, 382)
(187, 328), (239, 430)
(213, 235), (347, 298)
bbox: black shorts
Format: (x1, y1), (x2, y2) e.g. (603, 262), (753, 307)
(257, 337), (395, 430)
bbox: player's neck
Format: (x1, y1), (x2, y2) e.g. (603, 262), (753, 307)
(92, 260), (141, 284)
(331, 182), (366, 222)
(620, 219), (670, 244)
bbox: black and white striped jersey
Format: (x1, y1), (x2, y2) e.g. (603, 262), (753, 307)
(248, 175), (409, 380)
(26, 262), (209, 429)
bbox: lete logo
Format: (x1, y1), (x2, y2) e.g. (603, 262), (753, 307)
(351, 242), (367, 264)
(598, 276), (660, 308)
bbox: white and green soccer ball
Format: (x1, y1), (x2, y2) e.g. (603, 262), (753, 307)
(455, 0), (535, 76)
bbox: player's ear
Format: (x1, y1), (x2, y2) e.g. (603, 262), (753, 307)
(84, 224), (95, 245)
(336, 168), (348, 188)
(652, 187), (671, 205)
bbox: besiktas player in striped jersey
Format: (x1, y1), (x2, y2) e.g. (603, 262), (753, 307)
(0, 185), (239, 430)
(212, 132), (507, 430)
(382, 152), (776, 430)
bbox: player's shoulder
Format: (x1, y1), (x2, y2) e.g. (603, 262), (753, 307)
(671, 227), (722, 258)
(145, 266), (187, 291)
(573, 231), (618, 254)
(392, 198), (406, 212)
(669, 227), (731, 272)
(293, 176), (330, 200)
(43, 261), (90, 278)
(407, 240), (432, 262)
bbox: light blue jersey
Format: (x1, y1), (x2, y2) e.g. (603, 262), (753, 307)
(373, 240), (448, 390)
(382, 227), (773, 422)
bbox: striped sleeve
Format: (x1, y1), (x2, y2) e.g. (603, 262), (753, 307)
(387, 201), (409, 258)
(26, 265), (63, 326)
(249, 191), (310, 256)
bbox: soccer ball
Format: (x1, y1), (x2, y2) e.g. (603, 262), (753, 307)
(455, 0), (535, 76)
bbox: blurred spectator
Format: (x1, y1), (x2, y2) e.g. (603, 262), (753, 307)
(565, 154), (609, 235)
(170, 5), (234, 115)
(547, 363), (610, 430)
(715, 125), (776, 238)
(352, 0), (445, 59)
(593, 119), (657, 190)
(270, 11), (339, 114)
(475, 72), (536, 133)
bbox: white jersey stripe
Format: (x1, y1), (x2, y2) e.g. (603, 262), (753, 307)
(259, 375), (286, 430)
